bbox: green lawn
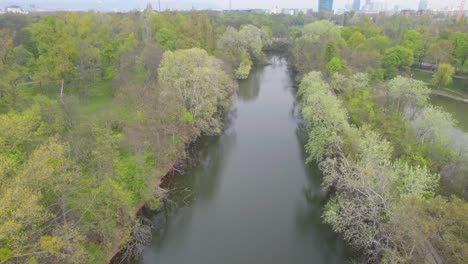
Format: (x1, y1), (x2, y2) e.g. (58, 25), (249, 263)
(83, 80), (114, 114)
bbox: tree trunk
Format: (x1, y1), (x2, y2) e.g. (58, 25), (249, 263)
(60, 79), (64, 103)
(11, 82), (17, 110)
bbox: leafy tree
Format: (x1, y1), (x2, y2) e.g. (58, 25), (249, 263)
(158, 48), (236, 136)
(347, 31), (366, 49)
(412, 106), (457, 146)
(387, 196), (468, 263)
(28, 16), (78, 101)
(235, 51), (253, 79)
(0, 29), (33, 110)
(385, 76), (430, 113)
(425, 39), (453, 66)
(403, 30), (424, 65)
(292, 21), (344, 78)
(432, 63), (455, 88)
(451, 32), (468, 72)
(325, 57), (347, 77)
(218, 25), (269, 79)
(383, 46), (414, 79)
(298, 71), (349, 161)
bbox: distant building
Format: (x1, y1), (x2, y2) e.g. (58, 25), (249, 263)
(282, 8), (295, 15)
(6, 5), (28, 14)
(401, 9), (417, 16)
(353, 0), (361, 11)
(319, 0), (333, 12)
(361, 0), (386, 13)
(270, 6), (280, 14)
(334, 8), (345, 15)
(418, 0), (428, 11)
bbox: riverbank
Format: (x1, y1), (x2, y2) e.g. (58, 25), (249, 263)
(107, 155), (185, 263)
(430, 90), (468, 103)
(411, 69), (468, 99)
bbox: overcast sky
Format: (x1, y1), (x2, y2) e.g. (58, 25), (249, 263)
(2, 0), (467, 11)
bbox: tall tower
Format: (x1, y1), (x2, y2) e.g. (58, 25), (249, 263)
(318, 0), (334, 12)
(352, 0), (361, 10)
(418, 0), (428, 11)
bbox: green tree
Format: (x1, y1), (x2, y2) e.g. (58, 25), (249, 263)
(158, 48), (236, 136)
(432, 63), (455, 88)
(383, 46), (414, 79)
(451, 32), (468, 72)
(325, 57), (347, 77)
(403, 30), (424, 65)
(347, 31), (366, 49)
(425, 39), (453, 66)
(298, 71), (349, 161)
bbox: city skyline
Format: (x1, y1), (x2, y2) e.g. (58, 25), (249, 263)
(319, 0), (333, 12)
(1, 0), (467, 11)
(352, 0), (361, 10)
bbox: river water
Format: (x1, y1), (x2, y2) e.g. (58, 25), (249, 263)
(137, 57), (349, 264)
(430, 95), (468, 133)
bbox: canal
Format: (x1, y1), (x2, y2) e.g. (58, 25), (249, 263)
(136, 57), (350, 264)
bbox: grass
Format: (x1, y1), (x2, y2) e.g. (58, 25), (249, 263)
(83, 80), (114, 115)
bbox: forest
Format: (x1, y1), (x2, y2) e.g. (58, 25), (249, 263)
(292, 16), (467, 264)
(0, 8), (271, 263)
(0, 6), (467, 264)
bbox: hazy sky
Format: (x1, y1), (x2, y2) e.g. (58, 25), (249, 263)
(2, 0), (467, 11)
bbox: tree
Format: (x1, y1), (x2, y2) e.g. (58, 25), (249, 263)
(0, 29), (33, 110)
(412, 106), (457, 146)
(432, 63), (455, 88)
(326, 57), (347, 77)
(387, 196), (467, 263)
(322, 127), (439, 262)
(238, 24), (265, 61)
(347, 36), (391, 79)
(451, 32), (468, 72)
(235, 51), (253, 79)
(403, 30), (424, 65)
(298, 71), (349, 161)
(383, 46), (414, 79)
(385, 76), (430, 113)
(347, 31), (366, 49)
(77, 41), (100, 104)
(425, 40), (453, 67)
(217, 25), (269, 79)
(292, 21), (344, 78)
(158, 48), (236, 136)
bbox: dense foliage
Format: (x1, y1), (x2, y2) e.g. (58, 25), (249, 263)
(298, 72), (467, 263)
(0, 9), (277, 263)
(1, 8), (467, 264)
(290, 14), (468, 263)
(291, 16), (468, 89)
(291, 13), (467, 264)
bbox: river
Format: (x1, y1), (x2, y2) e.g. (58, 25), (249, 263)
(135, 57), (350, 264)
(430, 95), (468, 133)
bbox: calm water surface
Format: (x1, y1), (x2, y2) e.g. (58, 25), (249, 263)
(138, 57), (349, 264)
(430, 95), (468, 133)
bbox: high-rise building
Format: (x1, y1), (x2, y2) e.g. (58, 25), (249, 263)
(352, 0), (361, 10)
(418, 0), (428, 11)
(319, 0), (334, 12)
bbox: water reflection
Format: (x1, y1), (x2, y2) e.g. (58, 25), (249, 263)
(293, 116), (352, 262)
(136, 57), (350, 264)
(430, 95), (468, 132)
(238, 67), (262, 101)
